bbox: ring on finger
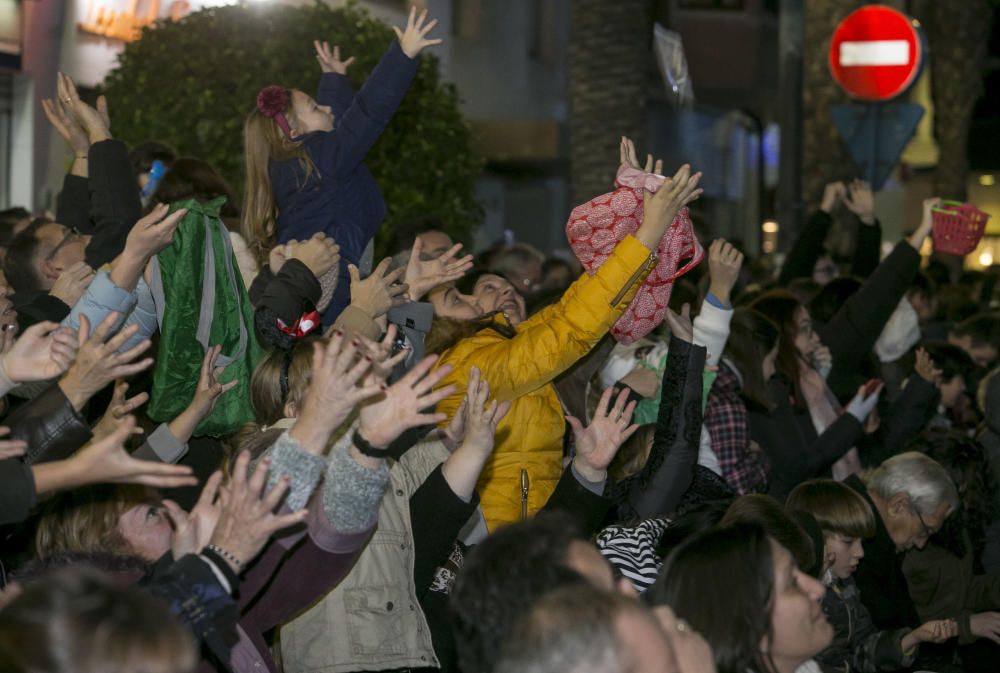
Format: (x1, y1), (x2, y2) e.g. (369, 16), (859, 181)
(676, 619), (689, 633)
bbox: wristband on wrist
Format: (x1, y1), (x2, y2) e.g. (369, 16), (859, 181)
(352, 429), (392, 458)
(206, 544), (243, 572)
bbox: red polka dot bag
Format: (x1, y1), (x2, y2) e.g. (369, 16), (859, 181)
(566, 166), (704, 345)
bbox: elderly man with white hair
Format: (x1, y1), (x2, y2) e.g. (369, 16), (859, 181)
(844, 452), (958, 635)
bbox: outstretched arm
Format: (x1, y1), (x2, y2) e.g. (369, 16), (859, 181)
(312, 9), (442, 177)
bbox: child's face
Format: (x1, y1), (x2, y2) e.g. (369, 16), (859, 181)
(825, 533), (865, 580)
(290, 90), (334, 135)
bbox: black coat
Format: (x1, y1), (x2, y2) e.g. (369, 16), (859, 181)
(818, 242), (921, 403)
(845, 475), (922, 631)
(750, 378), (863, 502)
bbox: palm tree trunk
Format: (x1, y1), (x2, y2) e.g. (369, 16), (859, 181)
(913, 0), (994, 200)
(568, 0), (652, 206)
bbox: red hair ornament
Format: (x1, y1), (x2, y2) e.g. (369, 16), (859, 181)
(256, 85), (293, 138)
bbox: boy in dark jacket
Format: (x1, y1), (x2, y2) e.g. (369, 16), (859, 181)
(787, 479), (956, 673)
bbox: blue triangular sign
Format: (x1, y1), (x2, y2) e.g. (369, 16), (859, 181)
(830, 102), (924, 191)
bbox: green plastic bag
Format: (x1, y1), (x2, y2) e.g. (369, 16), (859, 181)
(147, 197), (263, 437)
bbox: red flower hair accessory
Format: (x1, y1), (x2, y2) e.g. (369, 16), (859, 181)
(256, 85), (292, 138)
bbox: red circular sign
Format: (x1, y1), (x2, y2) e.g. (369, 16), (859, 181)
(829, 5), (924, 102)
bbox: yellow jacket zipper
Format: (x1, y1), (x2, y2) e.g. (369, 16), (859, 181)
(610, 253), (658, 307)
(520, 469), (530, 521)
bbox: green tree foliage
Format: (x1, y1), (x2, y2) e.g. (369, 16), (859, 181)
(102, 1), (481, 257)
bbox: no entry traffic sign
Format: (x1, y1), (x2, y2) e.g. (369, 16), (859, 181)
(829, 5), (925, 102)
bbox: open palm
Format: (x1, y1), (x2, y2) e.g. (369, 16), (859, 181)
(359, 355), (455, 448)
(405, 239), (474, 300)
(568, 387), (639, 478)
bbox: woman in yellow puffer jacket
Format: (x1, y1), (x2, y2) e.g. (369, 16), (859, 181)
(434, 161), (703, 531)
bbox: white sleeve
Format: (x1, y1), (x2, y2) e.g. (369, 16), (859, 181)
(693, 299), (734, 367)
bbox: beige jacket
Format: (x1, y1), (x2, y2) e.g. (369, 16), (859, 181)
(280, 440), (450, 673)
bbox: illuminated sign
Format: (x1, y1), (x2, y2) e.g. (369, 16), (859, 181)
(78, 0), (192, 42)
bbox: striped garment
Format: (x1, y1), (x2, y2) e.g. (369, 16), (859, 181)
(596, 517), (671, 594)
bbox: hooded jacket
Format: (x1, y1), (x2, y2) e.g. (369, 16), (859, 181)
(433, 235), (656, 530)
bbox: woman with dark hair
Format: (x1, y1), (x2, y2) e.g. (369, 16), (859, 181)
(703, 307), (780, 495)
(749, 290), (881, 496)
(649, 521), (833, 673)
(902, 429), (1000, 672)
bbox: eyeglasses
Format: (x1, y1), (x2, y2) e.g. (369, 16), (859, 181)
(45, 227), (83, 263)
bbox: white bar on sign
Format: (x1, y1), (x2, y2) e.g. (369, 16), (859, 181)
(839, 40), (910, 66)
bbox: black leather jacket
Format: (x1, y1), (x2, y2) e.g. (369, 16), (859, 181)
(5, 383), (91, 465)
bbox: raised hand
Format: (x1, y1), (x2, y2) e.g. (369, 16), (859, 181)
(706, 239), (743, 306)
(58, 313), (154, 412)
(41, 90), (89, 156)
(636, 164), (703, 250)
(665, 303), (693, 344)
(440, 397), (467, 452)
(393, 7), (443, 59)
(208, 451), (309, 573)
(460, 367), (511, 455)
(0, 427), (27, 460)
(914, 347), (943, 384)
(405, 238), (474, 300)
(620, 136), (662, 175)
(909, 197), (941, 251)
(289, 331), (384, 454)
(567, 386), (640, 483)
(69, 416), (196, 488)
(0, 321), (80, 383)
(123, 203), (188, 262)
(843, 179), (876, 225)
(355, 324), (408, 383)
(58, 72), (111, 143)
(91, 379), (150, 442)
(286, 232), (340, 279)
(189, 345), (239, 418)
(358, 354), (455, 449)
(163, 470), (224, 560)
(50, 262), (96, 307)
(844, 382), (883, 425)
(314, 40), (355, 75)
(348, 258), (409, 319)
(440, 367), (510, 500)
(820, 181), (845, 214)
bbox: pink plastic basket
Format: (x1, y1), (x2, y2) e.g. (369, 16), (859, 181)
(931, 201), (991, 256)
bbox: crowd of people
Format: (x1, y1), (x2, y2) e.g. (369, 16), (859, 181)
(1, 7), (1000, 673)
